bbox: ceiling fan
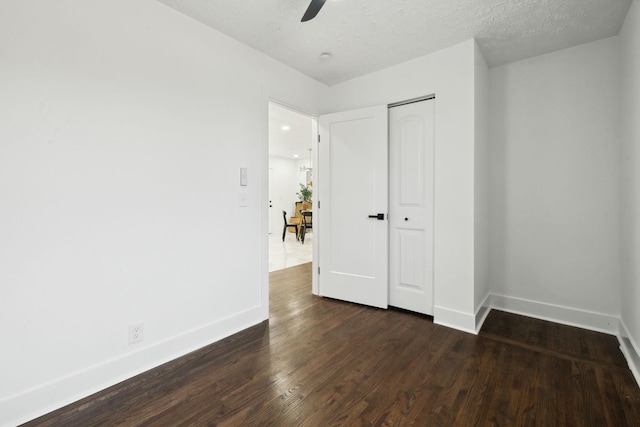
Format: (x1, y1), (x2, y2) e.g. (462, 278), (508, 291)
(301, 0), (327, 22)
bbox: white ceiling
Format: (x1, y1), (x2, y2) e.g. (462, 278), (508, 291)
(157, 0), (632, 86)
(268, 102), (313, 159)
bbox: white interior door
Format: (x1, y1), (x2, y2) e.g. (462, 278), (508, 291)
(268, 167), (273, 234)
(389, 99), (434, 315)
(318, 105), (388, 308)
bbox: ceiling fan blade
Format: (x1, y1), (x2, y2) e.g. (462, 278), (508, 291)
(301, 0), (327, 22)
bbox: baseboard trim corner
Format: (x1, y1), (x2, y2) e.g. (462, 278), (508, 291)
(474, 294), (491, 334)
(618, 320), (640, 387)
(434, 305), (477, 335)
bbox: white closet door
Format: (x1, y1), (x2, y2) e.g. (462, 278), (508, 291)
(389, 99), (434, 315)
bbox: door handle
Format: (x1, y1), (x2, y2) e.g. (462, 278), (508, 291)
(368, 213), (385, 220)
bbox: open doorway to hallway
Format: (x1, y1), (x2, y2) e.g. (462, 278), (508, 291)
(268, 101), (314, 272)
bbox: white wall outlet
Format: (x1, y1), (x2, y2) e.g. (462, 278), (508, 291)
(129, 321), (144, 344)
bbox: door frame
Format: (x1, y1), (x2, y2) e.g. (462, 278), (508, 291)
(262, 98), (319, 319)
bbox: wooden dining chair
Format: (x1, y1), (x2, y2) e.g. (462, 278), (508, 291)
(282, 210), (299, 241)
(300, 211), (312, 244)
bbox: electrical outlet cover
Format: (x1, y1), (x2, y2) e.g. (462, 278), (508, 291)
(128, 321), (144, 344)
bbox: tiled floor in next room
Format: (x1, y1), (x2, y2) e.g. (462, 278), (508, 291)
(268, 230), (312, 272)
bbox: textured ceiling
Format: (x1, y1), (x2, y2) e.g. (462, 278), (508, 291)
(157, 0), (631, 86)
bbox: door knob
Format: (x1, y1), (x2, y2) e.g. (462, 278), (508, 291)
(404, 217), (408, 221)
(368, 213), (385, 220)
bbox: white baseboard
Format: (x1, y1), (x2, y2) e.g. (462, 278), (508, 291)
(474, 293), (492, 334)
(618, 319), (640, 387)
(434, 305), (477, 334)
(490, 294), (619, 335)
(1, 306), (265, 427)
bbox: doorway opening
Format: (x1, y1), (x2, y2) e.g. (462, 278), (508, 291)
(268, 101), (315, 272)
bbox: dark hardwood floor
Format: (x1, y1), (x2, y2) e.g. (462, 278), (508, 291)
(23, 263), (640, 426)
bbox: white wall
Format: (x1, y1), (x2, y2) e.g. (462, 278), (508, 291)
(620, 0), (640, 364)
(489, 37), (622, 330)
(327, 40), (479, 332)
(0, 1), (327, 425)
(474, 42), (491, 328)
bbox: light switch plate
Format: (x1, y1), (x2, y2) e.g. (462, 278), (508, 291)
(240, 167), (248, 186)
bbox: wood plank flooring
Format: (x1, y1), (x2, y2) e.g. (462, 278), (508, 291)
(23, 263), (640, 426)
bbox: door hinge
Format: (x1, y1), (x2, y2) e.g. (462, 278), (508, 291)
(318, 267), (320, 275)
(318, 134), (320, 142)
(318, 201), (320, 208)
